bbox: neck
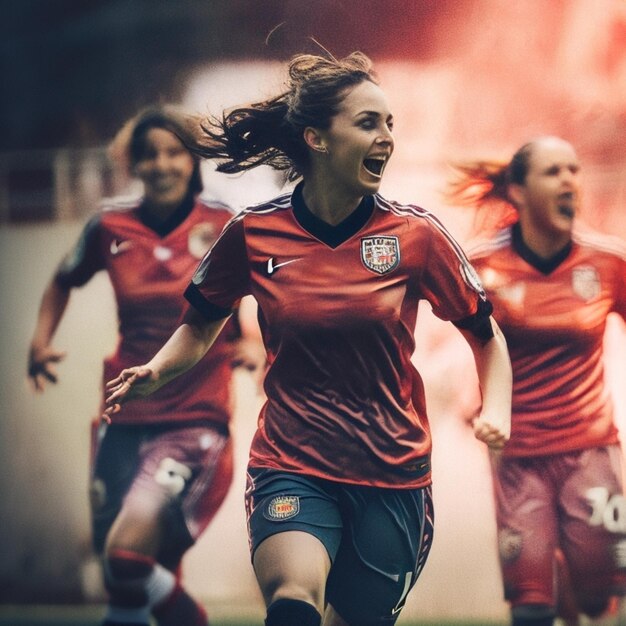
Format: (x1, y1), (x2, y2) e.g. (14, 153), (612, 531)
(301, 173), (363, 226)
(516, 220), (571, 260)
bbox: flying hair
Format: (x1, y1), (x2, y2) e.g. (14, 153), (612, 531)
(191, 51), (377, 181)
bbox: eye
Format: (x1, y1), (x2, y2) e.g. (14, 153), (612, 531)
(359, 118), (376, 130)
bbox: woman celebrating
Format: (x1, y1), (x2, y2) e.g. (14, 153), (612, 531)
(27, 105), (261, 626)
(105, 53), (512, 626)
(449, 136), (626, 626)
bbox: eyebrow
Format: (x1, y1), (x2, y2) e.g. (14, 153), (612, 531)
(355, 110), (394, 120)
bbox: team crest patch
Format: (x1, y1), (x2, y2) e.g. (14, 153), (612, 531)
(572, 265), (600, 301)
(264, 495), (300, 521)
(188, 223), (217, 259)
(361, 236), (400, 274)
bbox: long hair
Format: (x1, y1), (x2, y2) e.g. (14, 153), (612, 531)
(446, 141), (536, 233)
(193, 52), (377, 181)
(108, 105), (203, 195)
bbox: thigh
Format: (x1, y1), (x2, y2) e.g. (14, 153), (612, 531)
(108, 423), (232, 565)
(560, 445), (625, 600)
(91, 423), (143, 553)
(325, 484), (434, 626)
(492, 456), (558, 607)
(246, 469), (342, 609)
(246, 469), (343, 563)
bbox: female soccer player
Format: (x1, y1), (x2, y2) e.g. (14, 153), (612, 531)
(448, 136), (626, 626)
(104, 53), (512, 626)
(27, 105), (262, 626)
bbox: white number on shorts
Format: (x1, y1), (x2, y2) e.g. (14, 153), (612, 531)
(154, 457), (192, 496)
(586, 487), (626, 533)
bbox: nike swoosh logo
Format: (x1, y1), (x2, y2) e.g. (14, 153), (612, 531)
(267, 257), (302, 275)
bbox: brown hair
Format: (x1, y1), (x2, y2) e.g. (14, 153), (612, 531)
(108, 105), (203, 195)
(446, 141), (537, 233)
(192, 52), (377, 181)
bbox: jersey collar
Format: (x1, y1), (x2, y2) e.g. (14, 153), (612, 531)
(512, 222), (572, 275)
(138, 191), (196, 238)
(291, 182), (375, 249)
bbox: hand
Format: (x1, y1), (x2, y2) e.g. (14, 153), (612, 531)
(28, 344), (66, 392)
(472, 414), (510, 450)
(102, 366), (158, 421)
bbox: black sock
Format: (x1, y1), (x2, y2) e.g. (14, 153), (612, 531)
(265, 598), (321, 626)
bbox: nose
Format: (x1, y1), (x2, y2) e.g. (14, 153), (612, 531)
(153, 151), (172, 171)
(376, 127), (394, 148)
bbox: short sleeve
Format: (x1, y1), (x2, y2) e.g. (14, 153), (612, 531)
(55, 214), (104, 288)
(418, 220), (489, 323)
(184, 215), (250, 319)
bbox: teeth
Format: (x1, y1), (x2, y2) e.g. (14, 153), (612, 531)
(363, 157), (385, 177)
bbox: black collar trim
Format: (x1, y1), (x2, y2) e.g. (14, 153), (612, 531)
(138, 192), (196, 238)
(512, 222), (572, 274)
(291, 182), (375, 249)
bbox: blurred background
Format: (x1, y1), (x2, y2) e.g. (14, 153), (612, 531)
(1, 0), (625, 623)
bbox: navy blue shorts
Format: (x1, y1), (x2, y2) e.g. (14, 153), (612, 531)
(246, 468), (434, 625)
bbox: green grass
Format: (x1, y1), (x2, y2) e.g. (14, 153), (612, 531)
(0, 605), (508, 626)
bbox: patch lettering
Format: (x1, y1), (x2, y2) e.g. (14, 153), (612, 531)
(264, 495), (300, 521)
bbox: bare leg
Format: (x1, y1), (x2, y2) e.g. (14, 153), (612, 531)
(254, 530), (331, 615)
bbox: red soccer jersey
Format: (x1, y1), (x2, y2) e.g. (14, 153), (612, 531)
(185, 184), (489, 488)
(469, 224), (626, 457)
(56, 196), (237, 426)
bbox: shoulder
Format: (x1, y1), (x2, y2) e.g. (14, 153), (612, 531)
(374, 194), (434, 222)
(375, 194), (471, 259)
(243, 190), (294, 217)
(196, 195), (237, 217)
(465, 228), (512, 261)
(97, 195), (141, 228)
(572, 226), (626, 261)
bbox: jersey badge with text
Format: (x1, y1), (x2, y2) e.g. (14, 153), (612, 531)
(361, 236), (400, 274)
(571, 265), (600, 302)
(264, 495), (300, 521)
(188, 223), (217, 259)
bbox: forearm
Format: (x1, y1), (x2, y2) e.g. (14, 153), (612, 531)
(462, 318), (512, 428)
(145, 314), (230, 392)
(30, 279), (71, 347)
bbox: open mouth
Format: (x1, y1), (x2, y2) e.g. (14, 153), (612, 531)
(557, 192), (576, 218)
(363, 157), (386, 178)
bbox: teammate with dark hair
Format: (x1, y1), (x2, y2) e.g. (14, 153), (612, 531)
(28, 105), (263, 626)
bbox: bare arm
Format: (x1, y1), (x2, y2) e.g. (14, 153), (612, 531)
(104, 306), (230, 417)
(27, 279), (72, 392)
(458, 316), (512, 449)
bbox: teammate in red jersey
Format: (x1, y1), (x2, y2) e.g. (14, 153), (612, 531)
(27, 106), (263, 626)
(104, 53), (512, 626)
(448, 136), (626, 626)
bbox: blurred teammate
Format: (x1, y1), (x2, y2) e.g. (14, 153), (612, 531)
(104, 52), (512, 626)
(27, 105), (263, 626)
(449, 136), (626, 626)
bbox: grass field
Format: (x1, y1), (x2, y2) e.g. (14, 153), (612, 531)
(0, 605), (509, 626)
